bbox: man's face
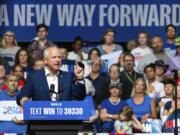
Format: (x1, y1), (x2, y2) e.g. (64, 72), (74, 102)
(109, 65), (120, 80)
(44, 48), (62, 72)
(166, 26), (176, 39)
(123, 55), (134, 72)
(164, 84), (174, 96)
(6, 76), (18, 94)
(37, 27), (48, 40)
(151, 37), (164, 54)
(145, 67), (155, 80)
(91, 59), (101, 73)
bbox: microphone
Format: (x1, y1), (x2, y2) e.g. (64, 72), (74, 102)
(58, 84), (63, 101)
(50, 84), (55, 97)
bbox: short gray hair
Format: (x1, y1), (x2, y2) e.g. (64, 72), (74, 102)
(43, 46), (58, 58)
(92, 57), (103, 66)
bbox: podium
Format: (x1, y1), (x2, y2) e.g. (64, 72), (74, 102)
(24, 101), (90, 135)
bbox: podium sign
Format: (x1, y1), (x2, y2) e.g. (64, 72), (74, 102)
(23, 101), (89, 120)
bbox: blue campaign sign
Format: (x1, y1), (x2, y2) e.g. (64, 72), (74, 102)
(23, 101), (90, 120)
(162, 112), (180, 132)
(0, 0), (179, 42)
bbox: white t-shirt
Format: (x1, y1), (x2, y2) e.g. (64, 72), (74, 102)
(0, 46), (20, 66)
(146, 80), (165, 99)
(131, 47), (152, 72)
(68, 51), (88, 61)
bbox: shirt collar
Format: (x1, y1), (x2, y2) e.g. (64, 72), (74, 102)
(45, 67), (59, 77)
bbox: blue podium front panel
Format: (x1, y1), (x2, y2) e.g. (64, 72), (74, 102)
(24, 101), (89, 120)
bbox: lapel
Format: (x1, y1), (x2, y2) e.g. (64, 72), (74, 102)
(41, 68), (51, 100)
(58, 70), (64, 100)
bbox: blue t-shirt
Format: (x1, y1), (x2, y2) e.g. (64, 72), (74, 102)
(164, 101), (180, 113)
(164, 42), (177, 57)
(126, 96), (152, 120)
(100, 99), (127, 132)
(0, 90), (27, 133)
(96, 44), (123, 55)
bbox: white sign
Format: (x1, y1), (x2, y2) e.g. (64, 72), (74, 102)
(0, 101), (23, 121)
(101, 50), (122, 69)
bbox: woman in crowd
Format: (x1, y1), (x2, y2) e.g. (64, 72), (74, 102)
(12, 65), (25, 90)
(100, 83), (127, 132)
(131, 31), (152, 72)
(96, 29), (123, 55)
(144, 63), (165, 100)
(88, 48), (101, 60)
(127, 78), (157, 123)
(15, 48), (33, 78)
(0, 31), (20, 66)
(68, 36), (88, 61)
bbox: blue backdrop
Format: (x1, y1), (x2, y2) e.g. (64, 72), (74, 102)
(0, 0), (179, 42)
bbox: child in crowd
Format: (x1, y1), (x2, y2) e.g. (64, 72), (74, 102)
(114, 106), (143, 134)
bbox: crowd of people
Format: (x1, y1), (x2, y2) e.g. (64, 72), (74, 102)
(0, 23), (180, 133)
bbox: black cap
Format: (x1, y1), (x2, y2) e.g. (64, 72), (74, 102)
(109, 82), (121, 90)
(154, 60), (169, 71)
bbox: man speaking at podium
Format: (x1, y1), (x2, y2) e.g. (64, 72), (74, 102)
(17, 46), (86, 107)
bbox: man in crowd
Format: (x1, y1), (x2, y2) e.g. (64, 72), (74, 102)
(120, 53), (143, 100)
(0, 74), (27, 133)
(164, 24), (177, 58)
(137, 36), (170, 74)
(17, 46), (86, 107)
(28, 24), (56, 60)
(167, 39), (180, 72)
(59, 47), (68, 59)
(86, 57), (109, 108)
(156, 79), (174, 119)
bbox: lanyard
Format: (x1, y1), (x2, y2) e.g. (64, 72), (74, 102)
(123, 71), (136, 85)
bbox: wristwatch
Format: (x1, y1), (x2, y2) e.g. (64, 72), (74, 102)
(109, 114), (113, 118)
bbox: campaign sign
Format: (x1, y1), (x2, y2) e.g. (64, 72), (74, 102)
(23, 101), (90, 120)
(162, 112), (180, 132)
(142, 119), (162, 133)
(0, 101), (23, 121)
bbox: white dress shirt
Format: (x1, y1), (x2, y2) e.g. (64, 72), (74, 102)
(45, 67), (59, 101)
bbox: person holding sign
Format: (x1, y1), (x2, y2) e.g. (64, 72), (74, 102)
(0, 74), (27, 133)
(17, 46), (86, 107)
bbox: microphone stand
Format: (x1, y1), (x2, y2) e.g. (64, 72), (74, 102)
(171, 70), (178, 135)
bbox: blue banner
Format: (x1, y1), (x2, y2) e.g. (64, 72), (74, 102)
(0, 0), (179, 42)
(23, 101), (90, 120)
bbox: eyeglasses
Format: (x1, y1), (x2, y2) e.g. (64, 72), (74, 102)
(6, 34), (14, 38)
(167, 29), (175, 32)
